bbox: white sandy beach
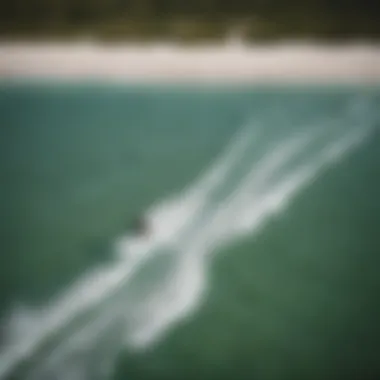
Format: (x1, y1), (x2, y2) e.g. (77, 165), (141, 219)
(1, 41), (380, 83)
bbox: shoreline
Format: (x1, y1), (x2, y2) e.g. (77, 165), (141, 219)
(1, 42), (380, 84)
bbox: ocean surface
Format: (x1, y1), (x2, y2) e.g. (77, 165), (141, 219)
(0, 82), (379, 380)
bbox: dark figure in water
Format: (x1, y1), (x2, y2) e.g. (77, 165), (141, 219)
(131, 215), (149, 235)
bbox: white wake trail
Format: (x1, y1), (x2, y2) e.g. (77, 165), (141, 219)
(25, 122), (371, 380)
(1, 97), (373, 379)
(0, 118), (259, 380)
(127, 125), (371, 350)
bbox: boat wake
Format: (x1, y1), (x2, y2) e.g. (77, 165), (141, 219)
(0, 95), (376, 380)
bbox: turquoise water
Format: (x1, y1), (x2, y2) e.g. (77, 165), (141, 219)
(0, 83), (379, 380)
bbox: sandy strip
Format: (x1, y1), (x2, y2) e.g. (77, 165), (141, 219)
(0, 41), (380, 84)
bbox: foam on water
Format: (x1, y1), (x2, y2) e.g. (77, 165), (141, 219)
(126, 123), (372, 352)
(0, 97), (376, 380)
(0, 117), (259, 379)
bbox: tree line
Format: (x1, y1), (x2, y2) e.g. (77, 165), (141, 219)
(1, 0), (379, 41)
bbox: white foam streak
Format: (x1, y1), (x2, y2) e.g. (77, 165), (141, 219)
(198, 131), (315, 246)
(129, 256), (205, 348)
(22, 120), (259, 376)
(0, 106), (372, 379)
(126, 126), (370, 351)
(146, 120), (259, 247)
(0, 118), (258, 380)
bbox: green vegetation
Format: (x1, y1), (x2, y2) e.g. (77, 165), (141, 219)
(1, 0), (379, 42)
